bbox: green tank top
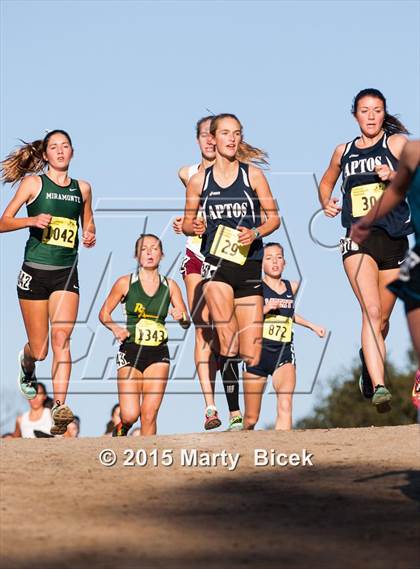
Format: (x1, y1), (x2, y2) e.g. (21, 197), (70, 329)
(24, 174), (83, 266)
(123, 272), (171, 347)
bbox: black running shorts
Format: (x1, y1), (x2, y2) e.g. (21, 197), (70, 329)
(245, 343), (296, 377)
(116, 342), (170, 373)
(340, 228), (408, 270)
(388, 246), (420, 314)
(201, 257), (263, 298)
(17, 263), (79, 300)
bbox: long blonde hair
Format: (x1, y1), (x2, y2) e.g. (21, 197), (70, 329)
(1, 130), (73, 185)
(210, 114), (269, 167)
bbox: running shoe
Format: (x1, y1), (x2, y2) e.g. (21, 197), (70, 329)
(412, 370), (420, 409)
(50, 401), (74, 435)
(358, 348), (374, 399)
(112, 421), (130, 437)
(372, 385), (392, 407)
(17, 350), (37, 400)
(204, 407), (221, 430)
(227, 415), (244, 432)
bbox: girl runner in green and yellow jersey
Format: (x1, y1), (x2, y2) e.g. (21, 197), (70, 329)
(99, 234), (190, 436)
(0, 130), (96, 435)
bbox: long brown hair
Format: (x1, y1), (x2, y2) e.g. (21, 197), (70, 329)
(352, 89), (409, 135)
(1, 129), (73, 185)
(210, 114), (269, 167)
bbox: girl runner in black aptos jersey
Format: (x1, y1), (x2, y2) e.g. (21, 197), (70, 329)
(319, 89), (411, 411)
(183, 114), (280, 431)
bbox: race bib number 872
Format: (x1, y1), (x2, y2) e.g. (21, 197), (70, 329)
(263, 316), (293, 343)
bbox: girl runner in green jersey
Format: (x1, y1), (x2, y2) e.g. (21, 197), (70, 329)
(99, 234), (190, 436)
(0, 130), (96, 435)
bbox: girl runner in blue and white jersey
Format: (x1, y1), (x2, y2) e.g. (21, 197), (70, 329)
(183, 114), (280, 431)
(243, 243), (325, 430)
(319, 89), (411, 410)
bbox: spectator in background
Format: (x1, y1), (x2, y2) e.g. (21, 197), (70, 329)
(64, 416), (80, 438)
(104, 403), (121, 436)
(13, 382), (53, 438)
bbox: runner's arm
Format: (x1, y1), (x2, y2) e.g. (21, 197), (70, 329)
(319, 144), (345, 215)
(250, 166), (280, 237)
(99, 276), (131, 341)
(168, 279), (190, 329)
(0, 176), (50, 233)
(182, 172), (204, 236)
(294, 314), (326, 337)
(178, 166), (189, 188)
(79, 180), (96, 248)
(351, 141), (419, 242)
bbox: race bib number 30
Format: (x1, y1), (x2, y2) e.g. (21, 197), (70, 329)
(135, 319), (168, 346)
(42, 216), (77, 248)
(351, 183), (385, 218)
(210, 225), (250, 265)
(263, 316), (293, 343)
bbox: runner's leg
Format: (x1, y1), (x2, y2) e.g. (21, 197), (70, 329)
(140, 362), (170, 435)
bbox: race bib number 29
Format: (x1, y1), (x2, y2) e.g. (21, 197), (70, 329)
(210, 225), (250, 265)
(42, 216), (77, 248)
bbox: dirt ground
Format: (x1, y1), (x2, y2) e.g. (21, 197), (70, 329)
(1, 424), (419, 569)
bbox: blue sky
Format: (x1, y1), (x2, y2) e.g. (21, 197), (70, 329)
(1, 0), (419, 435)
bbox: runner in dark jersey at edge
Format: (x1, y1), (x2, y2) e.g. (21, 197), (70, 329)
(183, 113), (280, 431)
(352, 140), (420, 409)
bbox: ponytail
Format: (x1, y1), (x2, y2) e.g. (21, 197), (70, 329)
(383, 113), (409, 135)
(1, 140), (45, 185)
(210, 113), (269, 167)
(1, 129), (73, 185)
(236, 140), (269, 168)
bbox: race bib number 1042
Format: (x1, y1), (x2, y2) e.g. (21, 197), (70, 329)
(42, 216), (77, 248)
